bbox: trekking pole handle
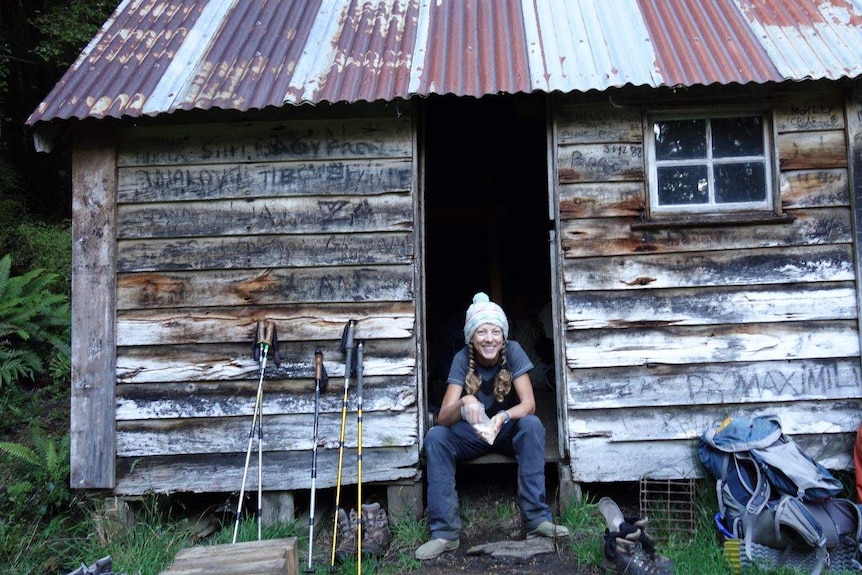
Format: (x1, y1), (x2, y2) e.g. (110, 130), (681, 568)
(315, 349), (323, 381)
(341, 320), (356, 351)
(257, 319), (276, 348)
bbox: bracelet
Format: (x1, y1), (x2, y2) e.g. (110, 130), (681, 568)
(502, 410), (511, 424)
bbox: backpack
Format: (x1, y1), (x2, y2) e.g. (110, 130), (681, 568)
(698, 415), (862, 575)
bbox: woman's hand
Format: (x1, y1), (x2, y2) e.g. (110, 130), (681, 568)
(491, 410), (508, 433)
(459, 396), (484, 424)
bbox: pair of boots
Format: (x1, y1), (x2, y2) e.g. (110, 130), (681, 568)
(335, 502), (391, 561)
(598, 497), (674, 575)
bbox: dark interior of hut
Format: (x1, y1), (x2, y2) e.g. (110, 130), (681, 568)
(421, 92), (557, 440)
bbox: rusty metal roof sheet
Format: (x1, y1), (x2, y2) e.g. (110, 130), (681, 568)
(27, 0), (862, 126)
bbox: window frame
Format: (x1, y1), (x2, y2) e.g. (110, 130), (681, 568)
(644, 108), (778, 220)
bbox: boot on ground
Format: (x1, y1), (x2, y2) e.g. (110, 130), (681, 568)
(335, 507), (358, 562)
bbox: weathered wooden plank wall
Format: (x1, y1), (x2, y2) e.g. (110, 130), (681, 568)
(111, 107), (419, 494)
(553, 86), (862, 482)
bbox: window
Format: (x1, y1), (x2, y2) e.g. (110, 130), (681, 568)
(646, 111), (774, 217)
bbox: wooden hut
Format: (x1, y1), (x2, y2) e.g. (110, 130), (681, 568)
(26, 0), (862, 519)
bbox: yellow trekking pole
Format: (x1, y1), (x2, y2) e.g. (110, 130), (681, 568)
(330, 319), (356, 569)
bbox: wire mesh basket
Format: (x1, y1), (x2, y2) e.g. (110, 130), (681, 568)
(638, 478), (697, 544)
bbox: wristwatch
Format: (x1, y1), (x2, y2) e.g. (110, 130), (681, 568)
(501, 410), (511, 424)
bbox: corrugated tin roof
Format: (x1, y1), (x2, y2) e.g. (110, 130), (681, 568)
(26, 0), (862, 126)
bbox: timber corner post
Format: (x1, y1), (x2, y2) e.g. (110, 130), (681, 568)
(70, 121), (118, 490)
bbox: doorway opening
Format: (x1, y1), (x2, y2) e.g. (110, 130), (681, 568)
(421, 92), (557, 457)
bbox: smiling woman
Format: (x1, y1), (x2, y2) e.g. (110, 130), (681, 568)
(415, 292), (569, 561)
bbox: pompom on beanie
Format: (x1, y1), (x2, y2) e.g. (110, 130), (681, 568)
(463, 292), (509, 344)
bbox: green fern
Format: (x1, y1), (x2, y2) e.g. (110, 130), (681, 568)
(0, 253), (70, 388)
(0, 426), (72, 513)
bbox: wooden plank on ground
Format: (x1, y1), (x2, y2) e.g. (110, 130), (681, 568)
(159, 537), (297, 575)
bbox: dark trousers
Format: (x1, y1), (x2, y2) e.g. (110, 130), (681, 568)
(423, 414), (552, 540)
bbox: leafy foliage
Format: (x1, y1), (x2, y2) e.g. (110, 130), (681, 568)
(11, 219), (73, 296)
(0, 426), (72, 517)
(0, 253), (70, 388)
(29, 1), (117, 67)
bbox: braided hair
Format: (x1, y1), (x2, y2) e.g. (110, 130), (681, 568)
(463, 343), (512, 403)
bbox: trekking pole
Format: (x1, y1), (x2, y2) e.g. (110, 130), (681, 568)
(233, 319), (275, 544)
(307, 349), (328, 573)
(330, 319), (356, 570)
(355, 340), (365, 575)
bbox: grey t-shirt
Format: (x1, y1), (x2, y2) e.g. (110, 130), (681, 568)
(446, 340), (534, 417)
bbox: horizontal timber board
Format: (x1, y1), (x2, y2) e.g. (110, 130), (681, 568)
(780, 169), (849, 208)
(558, 181), (646, 219)
(566, 399), (862, 443)
(118, 117), (412, 167)
(554, 103), (643, 144)
(116, 409), (418, 456)
(118, 193), (413, 239)
(114, 446), (419, 494)
(566, 358), (862, 409)
(117, 232), (414, 272)
(563, 244), (854, 291)
(558, 170), (849, 220)
(117, 339), (415, 383)
(117, 302), (415, 344)
(117, 268), (414, 310)
(116, 376), (416, 420)
(567, 433), (855, 482)
(777, 130), (847, 170)
(563, 283), (857, 329)
(774, 95), (844, 133)
(564, 320), (860, 368)
(556, 143), (645, 183)
(118, 158), (412, 203)
(559, 207), (851, 259)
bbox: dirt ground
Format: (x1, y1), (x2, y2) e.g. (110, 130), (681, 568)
(312, 464), (619, 575)
(406, 475), (605, 575)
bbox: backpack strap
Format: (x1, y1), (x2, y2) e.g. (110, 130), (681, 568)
(732, 453), (771, 561)
(773, 496), (828, 575)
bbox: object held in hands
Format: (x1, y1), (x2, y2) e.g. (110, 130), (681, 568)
(461, 403), (498, 445)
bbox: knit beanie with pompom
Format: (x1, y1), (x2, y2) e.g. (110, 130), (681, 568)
(463, 292), (509, 344)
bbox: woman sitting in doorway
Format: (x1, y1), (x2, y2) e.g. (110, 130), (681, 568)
(415, 292), (569, 560)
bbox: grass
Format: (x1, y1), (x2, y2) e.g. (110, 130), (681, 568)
(3, 475), (858, 575)
(2, 429), (860, 575)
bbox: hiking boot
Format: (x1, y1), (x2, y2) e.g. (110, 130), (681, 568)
(360, 502), (391, 556)
(415, 537), (460, 560)
(599, 497), (674, 575)
(603, 535), (674, 575)
(526, 520), (570, 538)
(335, 507), (358, 562)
